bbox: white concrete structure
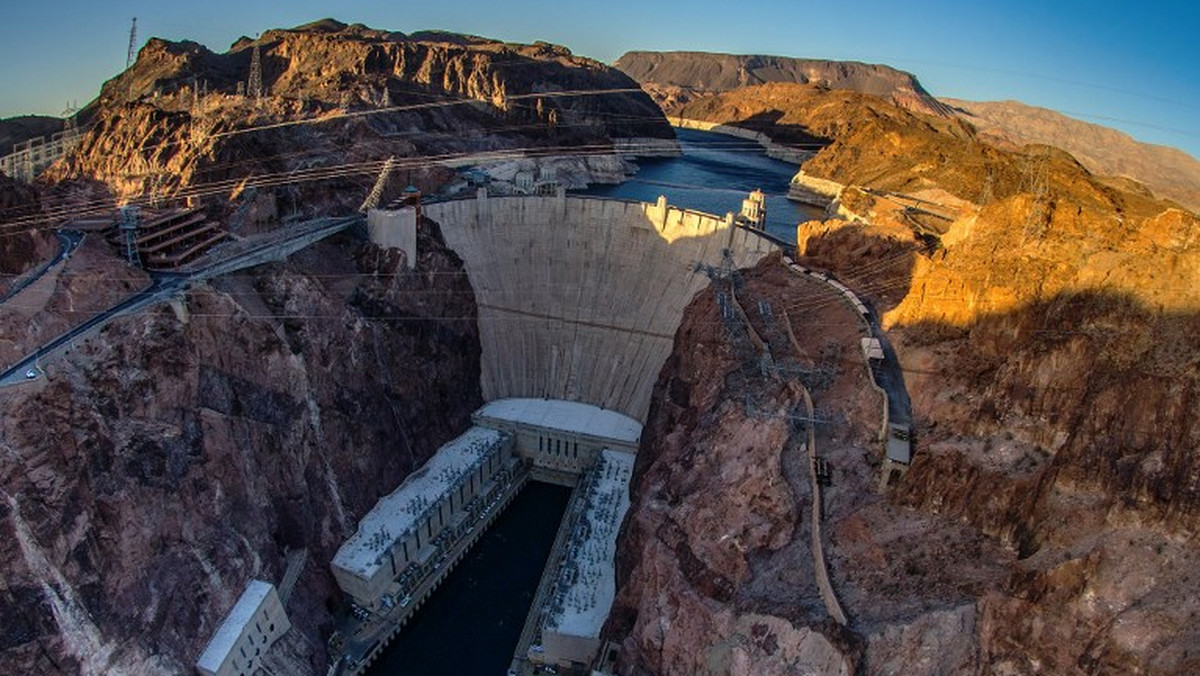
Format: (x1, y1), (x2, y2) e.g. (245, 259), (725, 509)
(331, 427), (514, 610)
(424, 195), (776, 422)
(537, 450), (634, 667)
(672, 118), (812, 165)
(514, 170), (535, 193)
(367, 207), (418, 269)
(474, 398), (641, 473)
(195, 580), (290, 676)
(861, 337), (885, 361)
(739, 189), (766, 228)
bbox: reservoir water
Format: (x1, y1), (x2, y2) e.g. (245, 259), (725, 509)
(580, 127), (825, 244)
(368, 128), (810, 675)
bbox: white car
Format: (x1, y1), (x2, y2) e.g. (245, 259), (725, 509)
(24, 369), (37, 379)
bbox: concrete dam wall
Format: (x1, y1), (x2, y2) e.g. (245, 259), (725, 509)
(424, 195), (776, 422)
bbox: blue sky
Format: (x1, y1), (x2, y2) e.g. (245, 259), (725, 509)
(2, 0), (1197, 158)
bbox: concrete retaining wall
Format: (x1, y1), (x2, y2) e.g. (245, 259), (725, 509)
(425, 195), (776, 422)
(787, 171), (845, 210)
(367, 208), (417, 269)
(672, 118), (812, 165)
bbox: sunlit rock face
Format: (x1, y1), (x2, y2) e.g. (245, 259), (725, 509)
(608, 81), (1200, 675)
(50, 19), (673, 211)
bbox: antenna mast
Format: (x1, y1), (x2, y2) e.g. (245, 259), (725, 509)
(126, 18), (138, 69)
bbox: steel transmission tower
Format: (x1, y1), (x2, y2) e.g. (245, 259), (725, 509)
(126, 18), (138, 69)
(248, 44), (263, 101)
(119, 206), (142, 267)
(360, 157), (396, 212)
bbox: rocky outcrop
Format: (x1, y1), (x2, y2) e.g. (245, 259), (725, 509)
(0, 176), (54, 280)
(610, 258), (1032, 674)
(944, 98), (1200, 213)
(615, 80), (1200, 674)
(615, 51), (950, 118)
(791, 136), (1200, 676)
(0, 222), (482, 673)
(610, 260), (853, 675)
(49, 20), (672, 210)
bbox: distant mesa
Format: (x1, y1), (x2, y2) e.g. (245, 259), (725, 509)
(614, 50), (951, 118)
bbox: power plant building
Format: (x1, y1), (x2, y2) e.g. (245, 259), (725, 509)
(195, 580), (290, 676)
(330, 427), (515, 611)
(472, 398), (641, 473)
(535, 450), (635, 667)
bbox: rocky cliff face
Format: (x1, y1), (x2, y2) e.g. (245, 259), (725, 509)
(615, 51), (950, 118)
(610, 261), (858, 676)
(0, 176), (54, 280)
(614, 81), (1200, 674)
(0, 222), (482, 673)
(49, 19), (671, 210)
(611, 258), (1025, 675)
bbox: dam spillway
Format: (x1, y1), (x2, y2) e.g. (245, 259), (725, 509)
(423, 194), (777, 422)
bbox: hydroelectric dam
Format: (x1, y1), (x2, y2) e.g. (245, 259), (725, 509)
(320, 192), (779, 675)
(427, 192), (776, 421)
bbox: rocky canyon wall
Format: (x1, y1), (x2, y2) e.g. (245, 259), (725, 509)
(0, 222), (482, 674)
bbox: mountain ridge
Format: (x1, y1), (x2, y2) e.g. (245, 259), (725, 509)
(614, 50), (952, 118)
(942, 97), (1200, 212)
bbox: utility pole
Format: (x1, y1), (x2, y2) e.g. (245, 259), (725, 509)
(248, 43), (263, 102)
(126, 18), (138, 69)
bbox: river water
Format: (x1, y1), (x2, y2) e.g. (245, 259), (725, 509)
(369, 129), (814, 675)
(580, 127), (824, 244)
(366, 482), (571, 675)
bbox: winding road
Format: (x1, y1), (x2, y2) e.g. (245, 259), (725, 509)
(0, 215), (360, 387)
(0, 230), (85, 304)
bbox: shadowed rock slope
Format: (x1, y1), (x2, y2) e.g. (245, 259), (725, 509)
(0, 223), (483, 673)
(0, 176), (54, 280)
